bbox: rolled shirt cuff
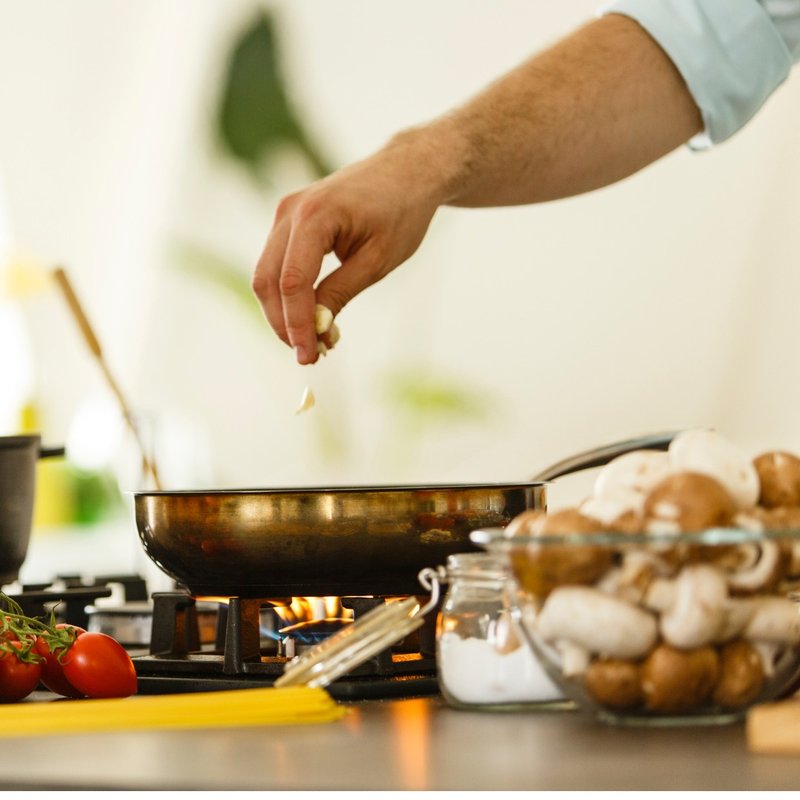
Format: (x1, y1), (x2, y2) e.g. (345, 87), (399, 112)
(601, 0), (793, 148)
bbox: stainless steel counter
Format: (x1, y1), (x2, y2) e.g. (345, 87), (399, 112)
(0, 694), (798, 791)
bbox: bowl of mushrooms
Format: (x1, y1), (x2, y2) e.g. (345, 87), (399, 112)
(472, 429), (800, 726)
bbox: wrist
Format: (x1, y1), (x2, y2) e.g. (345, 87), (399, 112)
(383, 120), (473, 207)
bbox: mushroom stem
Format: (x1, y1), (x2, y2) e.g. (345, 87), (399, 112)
(659, 565), (729, 649)
(743, 597), (800, 644)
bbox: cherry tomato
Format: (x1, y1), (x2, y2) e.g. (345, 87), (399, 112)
(34, 624), (87, 698)
(61, 632), (137, 698)
(0, 641), (42, 702)
(0, 616), (19, 642)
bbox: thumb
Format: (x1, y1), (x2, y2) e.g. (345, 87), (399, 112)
(314, 248), (390, 319)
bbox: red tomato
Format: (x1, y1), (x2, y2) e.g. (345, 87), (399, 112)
(0, 641), (42, 702)
(34, 624), (87, 698)
(1, 616), (19, 642)
(61, 632), (137, 698)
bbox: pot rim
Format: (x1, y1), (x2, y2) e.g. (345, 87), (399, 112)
(0, 434), (41, 450)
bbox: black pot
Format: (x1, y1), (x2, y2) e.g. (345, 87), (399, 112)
(0, 435), (65, 584)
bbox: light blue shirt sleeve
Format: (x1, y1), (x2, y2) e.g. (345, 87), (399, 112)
(601, 0), (798, 148)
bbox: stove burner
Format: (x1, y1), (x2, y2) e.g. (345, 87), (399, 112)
(4, 576), (441, 701)
(5, 574), (149, 630)
(133, 592), (440, 700)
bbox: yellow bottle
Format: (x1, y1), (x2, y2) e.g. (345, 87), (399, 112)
(19, 401), (75, 530)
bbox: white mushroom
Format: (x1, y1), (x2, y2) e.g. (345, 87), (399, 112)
(725, 540), (785, 593)
(593, 450), (672, 497)
(536, 586), (658, 661)
(595, 549), (674, 604)
(715, 598), (758, 643)
(743, 596), (800, 644)
(751, 641), (783, 678)
(580, 487), (644, 528)
(554, 641), (592, 678)
(658, 564), (730, 649)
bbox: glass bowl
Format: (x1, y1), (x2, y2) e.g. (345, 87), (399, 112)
(471, 526), (800, 726)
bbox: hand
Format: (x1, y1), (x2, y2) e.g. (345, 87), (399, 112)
(253, 134), (444, 364)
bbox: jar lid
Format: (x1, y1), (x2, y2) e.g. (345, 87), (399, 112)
(445, 551), (510, 580)
(274, 596), (426, 689)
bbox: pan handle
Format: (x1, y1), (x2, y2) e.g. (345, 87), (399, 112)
(531, 431), (679, 482)
(39, 446), (66, 459)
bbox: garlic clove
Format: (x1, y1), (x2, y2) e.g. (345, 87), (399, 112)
(295, 386), (316, 415)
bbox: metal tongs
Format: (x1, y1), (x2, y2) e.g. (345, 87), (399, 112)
(275, 571), (443, 688)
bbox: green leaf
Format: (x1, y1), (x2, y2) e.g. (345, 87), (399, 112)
(217, 11), (334, 179)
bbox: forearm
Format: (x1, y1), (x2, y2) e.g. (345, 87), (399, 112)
(393, 13), (703, 208)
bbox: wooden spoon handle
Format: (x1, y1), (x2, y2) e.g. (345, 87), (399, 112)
(51, 266), (163, 490)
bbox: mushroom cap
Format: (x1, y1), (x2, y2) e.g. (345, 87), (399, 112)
(584, 658), (643, 710)
(712, 639), (765, 709)
(508, 509), (613, 597)
(504, 509), (547, 538)
(753, 450), (800, 509)
(594, 450), (672, 497)
(644, 471), (737, 534)
(641, 644), (720, 714)
(669, 430), (759, 509)
(580, 487), (644, 531)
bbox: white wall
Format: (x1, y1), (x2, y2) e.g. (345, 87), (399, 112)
(1, 0), (799, 525)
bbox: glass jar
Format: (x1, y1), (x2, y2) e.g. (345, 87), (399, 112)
(435, 552), (566, 710)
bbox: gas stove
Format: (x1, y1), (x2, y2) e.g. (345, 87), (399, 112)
(5, 575), (440, 701)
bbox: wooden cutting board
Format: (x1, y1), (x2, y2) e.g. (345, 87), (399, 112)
(747, 699), (800, 754)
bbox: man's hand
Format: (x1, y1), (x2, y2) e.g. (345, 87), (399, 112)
(252, 134), (454, 364)
(254, 14), (701, 364)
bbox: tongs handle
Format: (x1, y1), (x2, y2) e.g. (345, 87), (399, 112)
(532, 431), (678, 482)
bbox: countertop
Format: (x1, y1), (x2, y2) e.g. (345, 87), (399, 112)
(1, 693), (799, 791)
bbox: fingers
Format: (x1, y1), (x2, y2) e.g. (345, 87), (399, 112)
(315, 246), (384, 322)
(253, 195), (331, 363)
(280, 225), (329, 365)
(252, 224), (291, 345)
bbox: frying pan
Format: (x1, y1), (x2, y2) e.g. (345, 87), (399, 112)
(134, 432), (676, 597)
(0, 435), (66, 584)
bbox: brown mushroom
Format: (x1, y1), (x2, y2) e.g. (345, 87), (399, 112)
(712, 640), (765, 709)
(644, 471), (736, 534)
(641, 644), (720, 714)
(507, 508), (613, 597)
(584, 658), (643, 710)
(504, 509), (546, 537)
(753, 451), (800, 509)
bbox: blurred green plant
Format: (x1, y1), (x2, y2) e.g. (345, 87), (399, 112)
(169, 238), (264, 325)
(173, 8), (496, 470)
(217, 10), (333, 181)
(380, 366), (491, 428)
(70, 466), (123, 526)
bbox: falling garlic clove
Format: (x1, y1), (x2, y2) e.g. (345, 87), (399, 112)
(295, 386), (316, 415)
